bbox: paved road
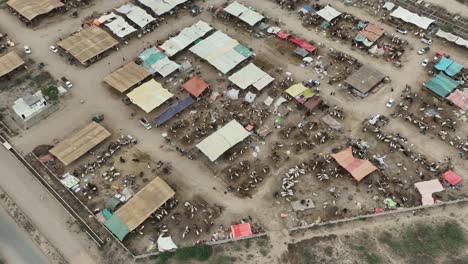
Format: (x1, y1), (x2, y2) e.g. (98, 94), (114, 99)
(0, 147), (101, 264)
(0, 206), (49, 264)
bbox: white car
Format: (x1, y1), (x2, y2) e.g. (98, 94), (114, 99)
(139, 118), (152, 130)
(386, 98), (395, 108)
(420, 38), (432, 45)
(24, 45), (32, 54)
(421, 59), (429, 67)
(61, 77), (72, 88)
(417, 48), (429, 55)
(49, 45), (58, 53)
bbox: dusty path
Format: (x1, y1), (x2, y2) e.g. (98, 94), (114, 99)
(0, 0), (467, 262)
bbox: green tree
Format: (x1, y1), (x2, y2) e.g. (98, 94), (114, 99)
(41, 85), (59, 101)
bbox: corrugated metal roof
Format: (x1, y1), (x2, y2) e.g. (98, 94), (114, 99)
(0, 51), (25, 78)
(137, 0), (188, 16)
(103, 62), (150, 93)
(105, 15), (137, 38)
(155, 96), (194, 125)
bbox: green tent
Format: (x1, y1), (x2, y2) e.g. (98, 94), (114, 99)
(234, 44), (253, 58)
(424, 73), (459, 97)
(103, 215), (129, 241)
(105, 197), (121, 212)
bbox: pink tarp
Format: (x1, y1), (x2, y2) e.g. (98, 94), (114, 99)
(415, 179), (444, 205)
(441, 170), (462, 186)
(231, 223), (252, 239)
(447, 90), (468, 110)
(276, 31), (290, 39)
(289, 37), (317, 52)
(331, 147), (378, 182)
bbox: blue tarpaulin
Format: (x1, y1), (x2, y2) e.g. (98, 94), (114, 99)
(434, 57), (464, 76)
(155, 96), (194, 125)
(446, 61), (464, 76)
(304, 5), (312, 11)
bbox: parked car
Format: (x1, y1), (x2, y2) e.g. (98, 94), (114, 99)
(386, 98), (395, 108)
(305, 79), (321, 87)
(122, 96), (132, 105)
(191, 5), (202, 16)
(420, 38), (432, 45)
(417, 47), (430, 55)
(395, 27), (408, 35)
(61, 77), (73, 88)
(49, 45), (58, 53)
(24, 45), (32, 54)
(421, 59), (429, 67)
(139, 118), (152, 130)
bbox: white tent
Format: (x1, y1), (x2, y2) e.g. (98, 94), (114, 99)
(316, 5), (342, 22)
(105, 16), (137, 38)
(390, 6), (435, 30)
(224, 1), (264, 26)
(189, 31), (251, 74)
(228, 63), (274, 91)
(157, 235), (177, 252)
(159, 21), (212, 56)
(196, 120), (250, 161)
(244, 91), (257, 103)
(436, 30), (468, 48)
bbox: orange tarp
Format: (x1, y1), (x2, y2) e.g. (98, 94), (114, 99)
(331, 147), (377, 182)
(359, 24), (385, 42)
(181, 75), (209, 97)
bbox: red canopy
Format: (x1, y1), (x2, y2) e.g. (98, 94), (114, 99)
(441, 170), (462, 186)
(181, 75), (209, 98)
(289, 37), (317, 52)
(276, 31), (290, 39)
(303, 96), (322, 110)
(231, 223), (252, 239)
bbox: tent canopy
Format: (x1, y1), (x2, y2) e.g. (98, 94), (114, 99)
(424, 73), (459, 98)
(181, 75), (210, 97)
(49, 122), (111, 166)
(7, 0), (64, 21)
(285, 83), (308, 97)
(104, 214), (129, 241)
(115, 3), (155, 28)
(231, 223), (253, 239)
(138, 47), (180, 77)
(415, 179), (444, 206)
(289, 37), (317, 52)
(104, 62), (150, 93)
(155, 96), (194, 126)
(159, 21), (212, 57)
(0, 51), (25, 78)
(441, 170), (462, 186)
(228, 63), (274, 91)
(224, 1), (264, 26)
(127, 79), (174, 113)
(331, 147), (377, 181)
(137, 0), (188, 16)
(57, 26), (118, 65)
(316, 5), (342, 22)
(390, 6), (435, 30)
(447, 90), (468, 110)
(196, 120), (250, 161)
(114, 177), (175, 232)
(189, 31), (252, 74)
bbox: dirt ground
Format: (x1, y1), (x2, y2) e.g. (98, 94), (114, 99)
(0, 0), (467, 263)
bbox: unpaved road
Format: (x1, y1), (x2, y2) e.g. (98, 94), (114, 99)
(0, 147), (102, 264)
(0, 206), (48, 264)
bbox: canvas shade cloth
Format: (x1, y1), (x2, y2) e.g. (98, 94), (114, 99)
(228, 63), (274, 91)
(49, 122), (111, 166)
(331, 147), (378, 181)
(114, 177), (175, 232)
(224, 1), (264, 26)
(104, 62), (150, 93)
(414, 179), (444, 205)
(7, 0), (64, 21)
(127, 79), (173, 113)
(316, 5), (342, 22)
(181, 75), (209, 97)
(196, 120), (250, 161)
(0, 51), (25, 78)
(285, 83), (308, 97)
(57, 26), (118, 65)
(440, 170), (462, 186)
(424, 73), (459, 97)
(231, 223), (252, 239)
